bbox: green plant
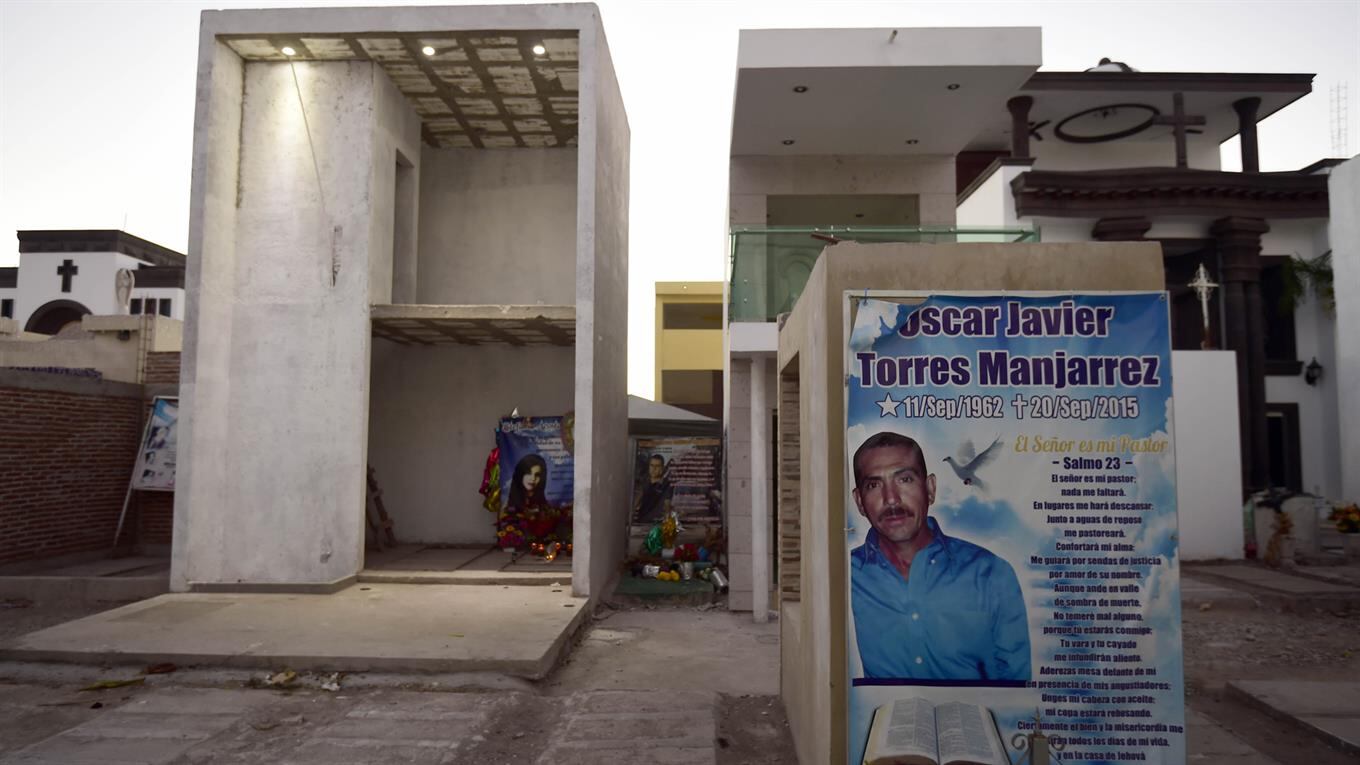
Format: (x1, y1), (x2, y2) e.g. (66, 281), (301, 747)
(1280, 251), (1334, 315)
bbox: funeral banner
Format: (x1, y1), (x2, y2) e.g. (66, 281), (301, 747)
(631, 437), (722, 526)
(845, 293), (1183, 765)
(496, 416), (575, 510)
(132, 397), (178, 491)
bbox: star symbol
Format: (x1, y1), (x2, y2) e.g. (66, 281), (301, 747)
(876, 392), (902, 418)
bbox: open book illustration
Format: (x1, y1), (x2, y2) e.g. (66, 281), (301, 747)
(863, 697), (1010, 765)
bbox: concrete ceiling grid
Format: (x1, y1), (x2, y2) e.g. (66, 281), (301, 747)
(210, 7), (584, 151)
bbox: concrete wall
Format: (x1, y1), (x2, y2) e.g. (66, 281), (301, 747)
(174, 38), (244, 591)
(367, 342), (574, 544)
(955, 163), (1028, 229)
(1261, 219), (1341, 499)
(1030, 135), (1221, 172)
(175, 56), (384, 589)
(776, 242), (1166, 765)
(572, 11), (631, 598)
(1172, 351), (1245, 559)
(729, 155), (955, 227)
(1330, 158), (1360, 502)
(417, 149), (577, 306)
(368, 63), (423, 305)
(1252, 221), (1335, 498)
(0, 316), (180, 384)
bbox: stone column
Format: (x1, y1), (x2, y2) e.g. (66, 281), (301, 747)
(1007, 96), (1034, 159)
(751, 355), (770, 623)
(1212, 216), (1271, 495)
(1233, 97), (1262, 173)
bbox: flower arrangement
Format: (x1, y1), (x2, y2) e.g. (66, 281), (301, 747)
(1329, 503), (1360, 534)
(498, 503), (573, 554)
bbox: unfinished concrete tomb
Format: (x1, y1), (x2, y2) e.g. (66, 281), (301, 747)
(174, 4), (630, 598)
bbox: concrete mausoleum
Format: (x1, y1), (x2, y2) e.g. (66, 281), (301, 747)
(174, 4), (629, 598)
(776, 241), (1165, 765)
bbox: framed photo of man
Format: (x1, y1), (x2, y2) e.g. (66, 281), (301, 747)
(630, 437), (721, 526)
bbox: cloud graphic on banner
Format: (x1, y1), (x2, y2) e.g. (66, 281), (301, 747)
(848, 299), (903, 354)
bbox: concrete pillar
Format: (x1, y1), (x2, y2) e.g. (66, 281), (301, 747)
(176, 60), (384, 589)
(1233, 97), (1262, 173)
(727, 359), (754, 612)
(1006, 96), (1033, 159)
(751, 355), (770, 623)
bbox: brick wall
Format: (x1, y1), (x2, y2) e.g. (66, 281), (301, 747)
(778, 371), (801, 603)
(143, 352), (181, 385)
(0, 371), (144, 566)
(136, 491), (174, 545)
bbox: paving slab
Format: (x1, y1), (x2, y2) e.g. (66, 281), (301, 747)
(6, 687), (277, 765)
(1185, 565), (1360, 610)
(0, 583), (588, 678)
(1185, 709), (1280, 764)
(1227, 680), (1360, 755)
(539, 690), (717, 765)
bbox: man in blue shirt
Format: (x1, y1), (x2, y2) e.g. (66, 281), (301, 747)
(850, 432), (1031, 682)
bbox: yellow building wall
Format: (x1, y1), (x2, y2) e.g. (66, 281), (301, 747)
(654, 281), (723, 405)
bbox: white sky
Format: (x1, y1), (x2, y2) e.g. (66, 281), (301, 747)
(2, 0), (1357, 398)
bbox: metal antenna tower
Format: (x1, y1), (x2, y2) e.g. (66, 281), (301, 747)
(1331, 83), (1350, 157)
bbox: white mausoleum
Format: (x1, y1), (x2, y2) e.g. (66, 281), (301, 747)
(722, 26), (1356, 619)
(0, 230), (186, 335)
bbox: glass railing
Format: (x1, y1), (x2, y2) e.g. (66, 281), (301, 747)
(728, 226), (1040, 323)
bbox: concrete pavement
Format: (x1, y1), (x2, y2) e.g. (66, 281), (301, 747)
(0, 583), (587, 678)
(1227, 680), (1360, 757)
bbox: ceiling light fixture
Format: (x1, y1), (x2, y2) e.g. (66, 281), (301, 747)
(532, 43), (547, 55)
(281, 46), (297, 56)
(422, 45), (436, 56)
(782, 139), (795, 145)
(947, 83), (961, 90)
(792, 85), (808, 93)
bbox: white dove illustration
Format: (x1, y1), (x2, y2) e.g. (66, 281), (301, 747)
(942, 436), (1003, 492)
